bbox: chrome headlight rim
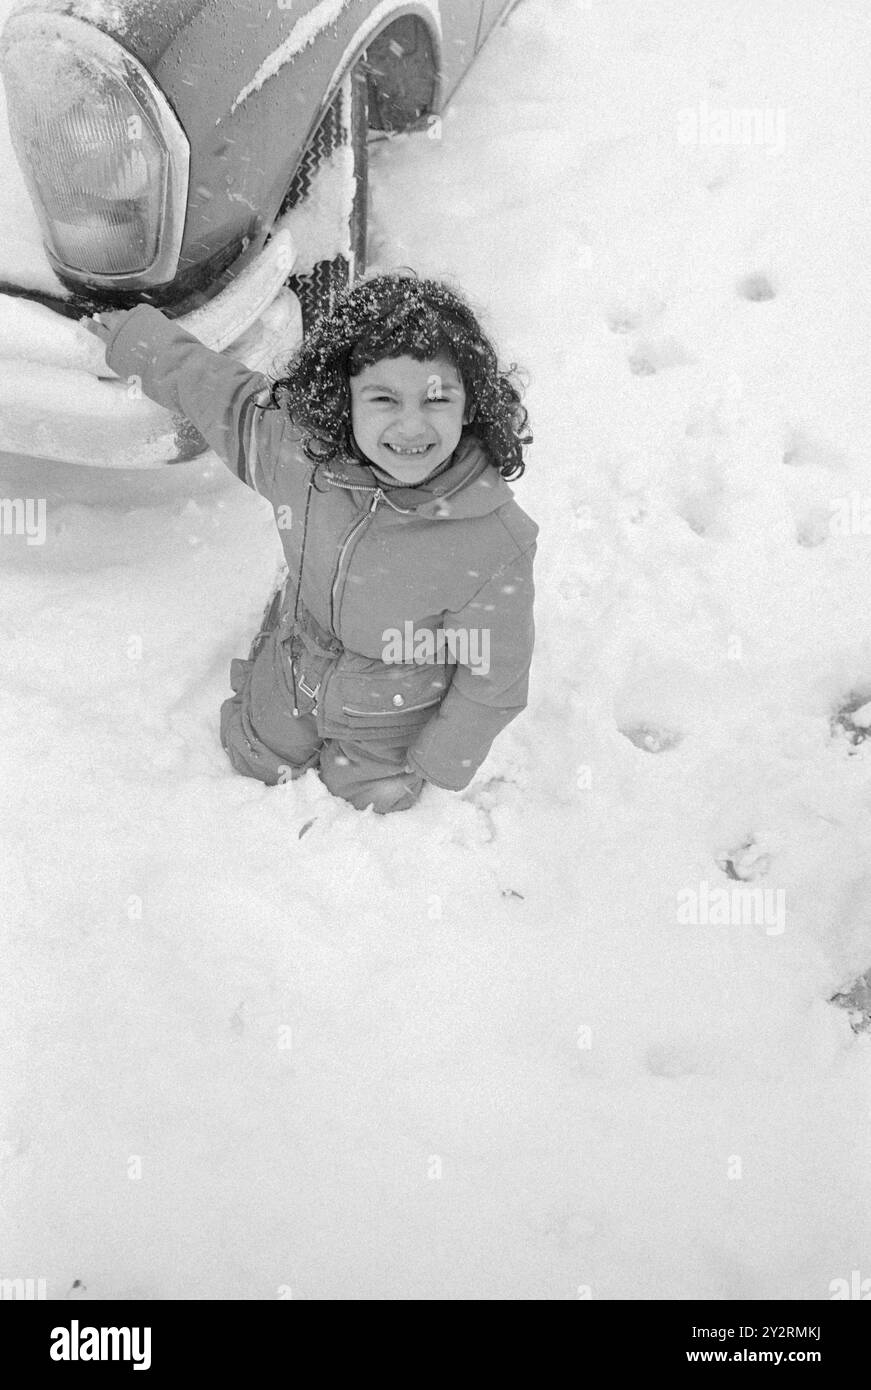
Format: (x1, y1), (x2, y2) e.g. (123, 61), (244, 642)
(0, 10), (190, 290)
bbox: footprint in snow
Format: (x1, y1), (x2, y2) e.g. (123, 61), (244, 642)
(618, 723), (683, 753)
(782, 427), (846, 471)
(831, 692), (871, 751)
(737, 272), (776, 302)
(604, 292), (665, 336)
(831, 969), (871, 1034)
(606, 306), (642, 335)
(715, 838), (770, 881)
(627, 337), (693, 377)
(645, 1042), (701, 1077)
(795, 508), (831, 548)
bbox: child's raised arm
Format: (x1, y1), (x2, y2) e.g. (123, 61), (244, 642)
(90, 305), (284, 489)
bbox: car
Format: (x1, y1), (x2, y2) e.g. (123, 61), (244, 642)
(0, 0), (517, 469)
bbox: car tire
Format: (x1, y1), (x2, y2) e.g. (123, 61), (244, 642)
(281, 63), (368, 333)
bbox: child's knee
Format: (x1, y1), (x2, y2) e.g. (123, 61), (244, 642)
(366, 775), (424, 814)
(220, 688), (320, 786)
(319, 740), (423, 813)
(333, 775), (423, 814)
(220, 695), (266, 780)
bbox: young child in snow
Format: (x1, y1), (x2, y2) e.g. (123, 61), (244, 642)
(86, 273), (538, 814)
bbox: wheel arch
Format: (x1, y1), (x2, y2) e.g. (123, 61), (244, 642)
(287, 3), (443, 191)
(319, 3), (443, 129)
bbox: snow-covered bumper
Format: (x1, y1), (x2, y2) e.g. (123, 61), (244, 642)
(0, 230), (299, 469)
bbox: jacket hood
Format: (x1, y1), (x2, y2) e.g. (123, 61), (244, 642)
(315, 430), (516, 520)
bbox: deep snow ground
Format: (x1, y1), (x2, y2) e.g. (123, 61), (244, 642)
(1, 0), (870, 1299)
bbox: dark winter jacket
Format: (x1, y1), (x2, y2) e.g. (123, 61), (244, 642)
(105, 305), (538, 790)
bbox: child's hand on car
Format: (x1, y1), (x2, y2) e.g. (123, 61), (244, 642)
(81, 308), (135, 342)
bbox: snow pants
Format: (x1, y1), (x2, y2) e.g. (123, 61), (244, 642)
(219, 627), (425, 815)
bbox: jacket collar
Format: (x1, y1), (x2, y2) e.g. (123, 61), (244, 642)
(318, 430), (515, 519)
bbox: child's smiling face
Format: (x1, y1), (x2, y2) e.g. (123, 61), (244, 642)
(349, 355), (468, 484)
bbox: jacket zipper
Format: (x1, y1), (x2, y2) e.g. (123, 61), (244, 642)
(329, 488), (383, 636)
(314, 460), (481, 722)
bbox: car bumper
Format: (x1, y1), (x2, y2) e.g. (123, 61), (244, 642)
(0, 229), (300, 468)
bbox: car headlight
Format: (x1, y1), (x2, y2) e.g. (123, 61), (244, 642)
(0, 11), (189, 287)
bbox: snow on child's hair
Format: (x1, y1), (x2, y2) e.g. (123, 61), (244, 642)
(268, 271), (532, 478)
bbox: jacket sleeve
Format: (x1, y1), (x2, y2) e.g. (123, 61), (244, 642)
(104, 304), (284, 496)
(405, 540), (537, 791)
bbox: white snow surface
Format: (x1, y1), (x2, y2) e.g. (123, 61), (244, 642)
(1, 0), (871, 1299)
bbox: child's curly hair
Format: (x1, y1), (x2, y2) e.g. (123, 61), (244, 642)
(267, 270), (531, 480)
